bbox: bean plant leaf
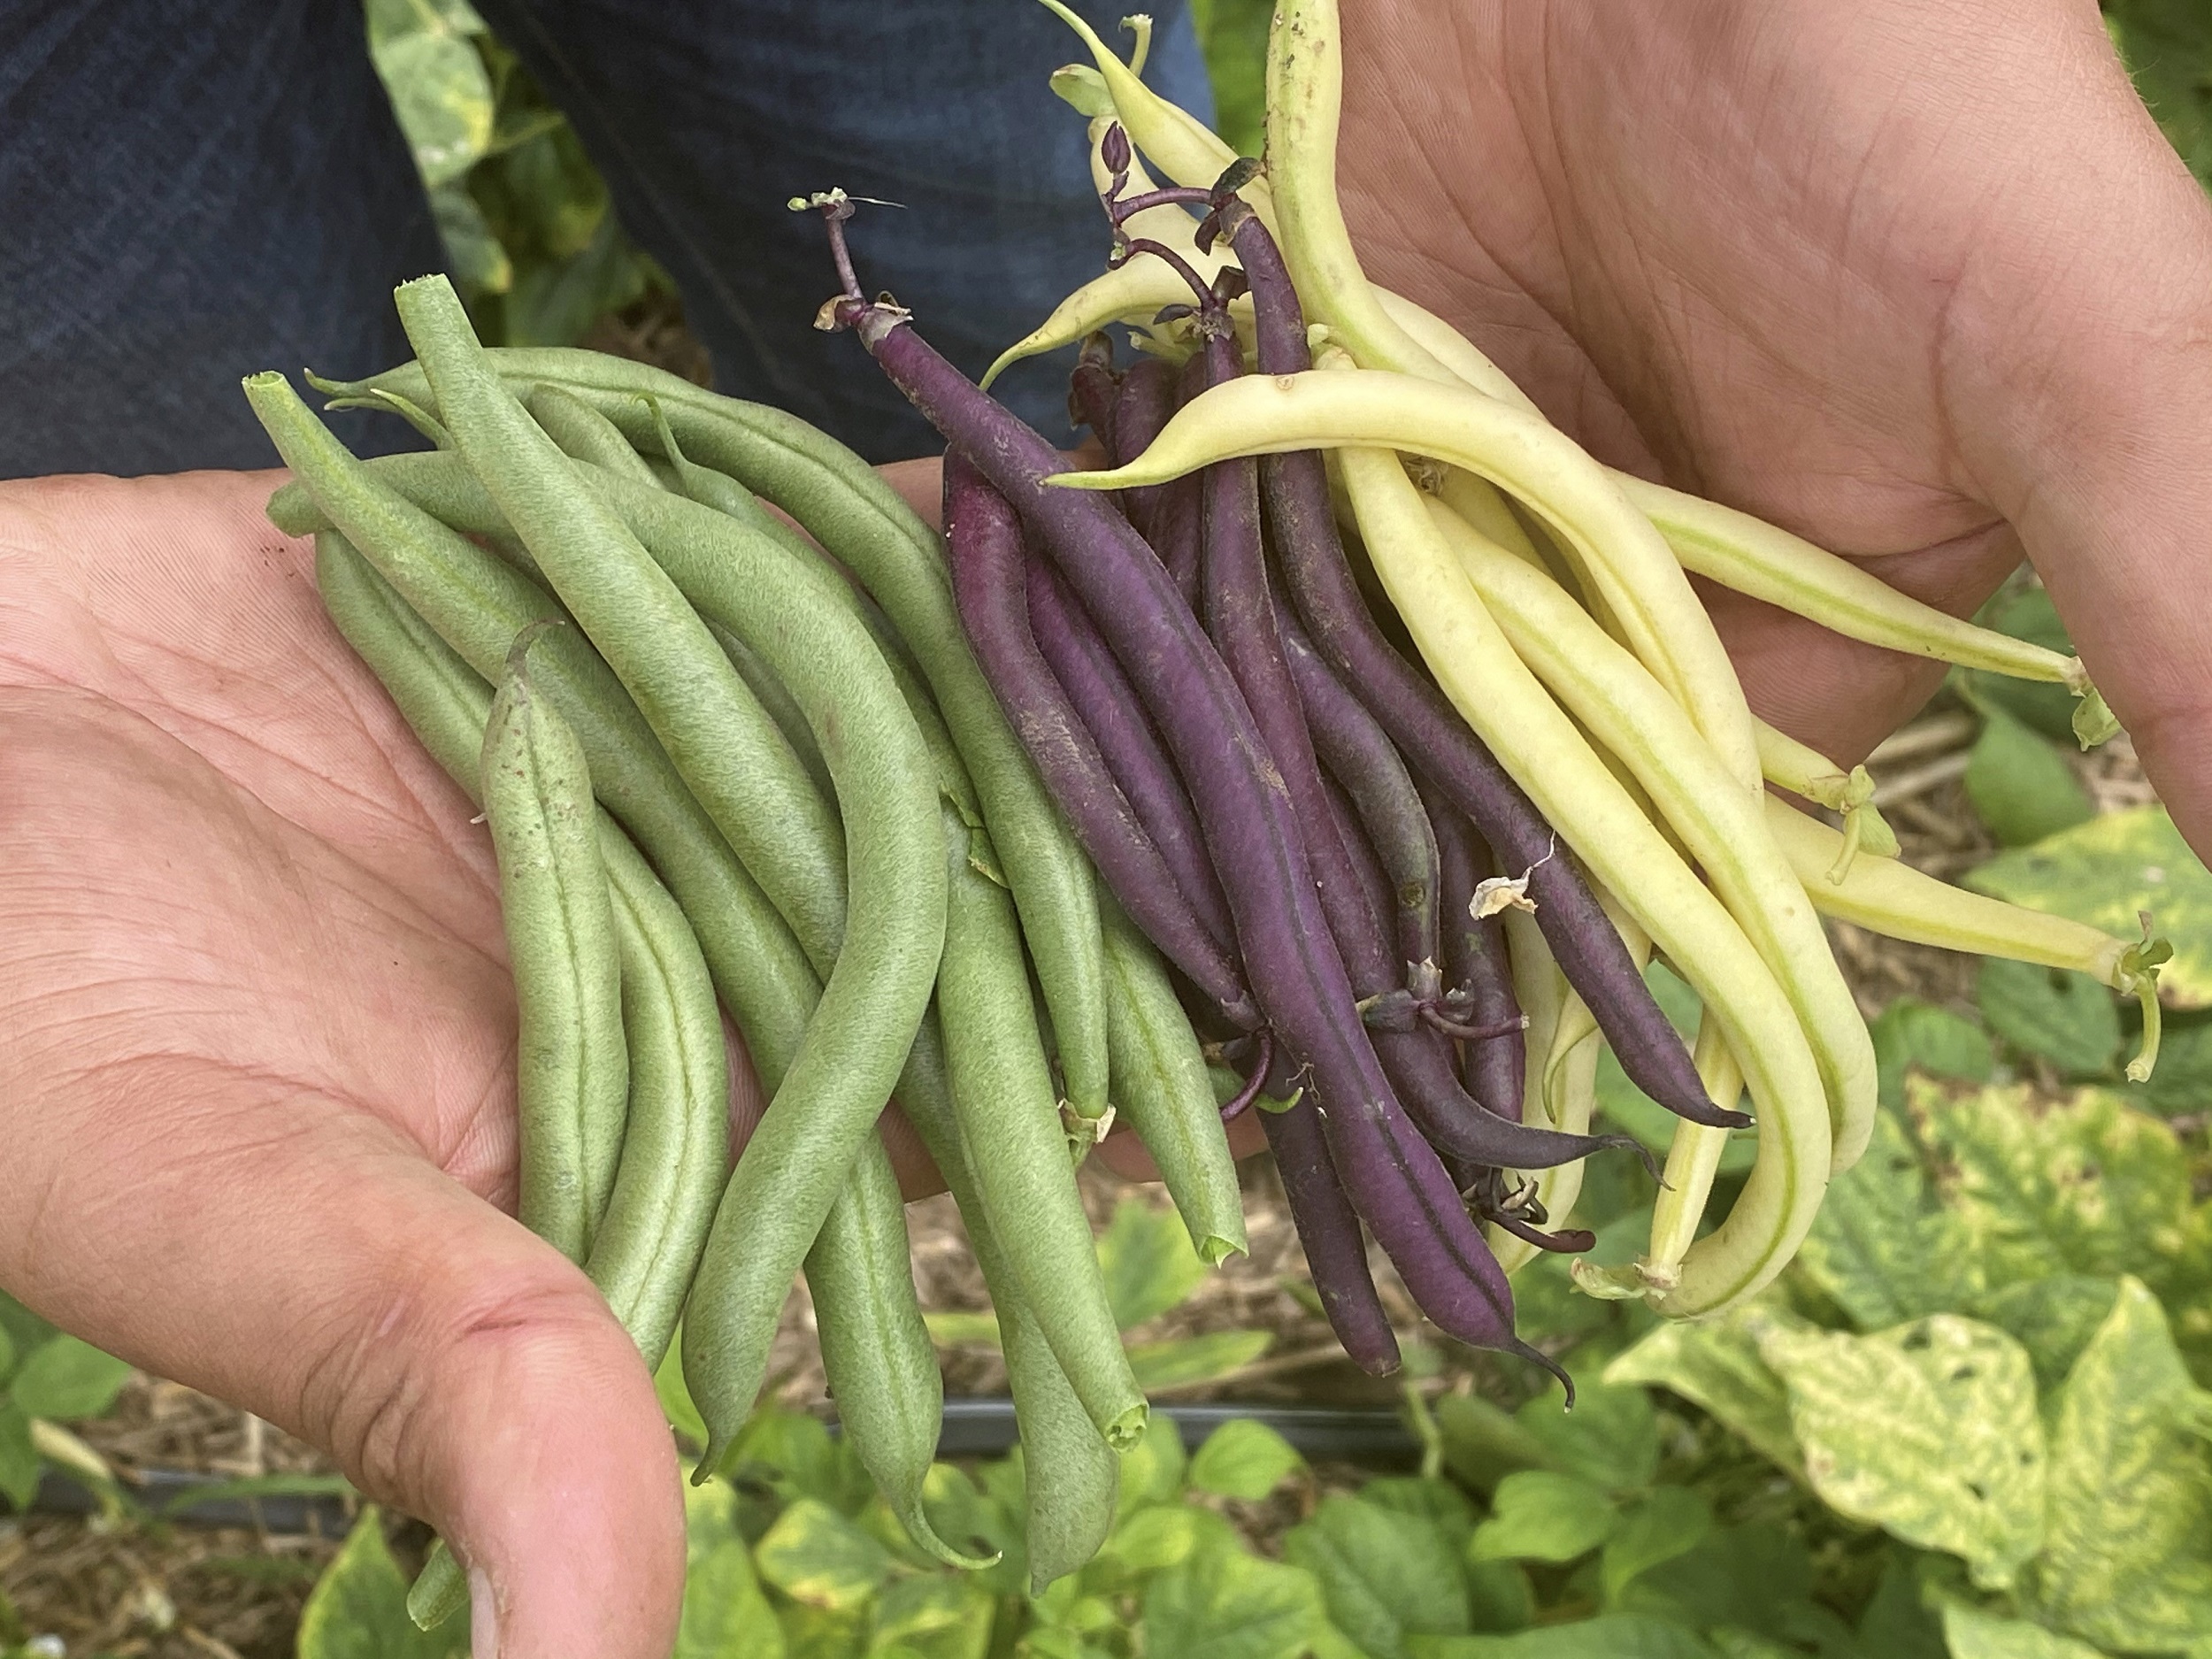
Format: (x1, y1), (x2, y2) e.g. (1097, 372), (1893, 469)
(2138, 1016), (2212, 1115)
(1405, 1615), (1721, 1659)
(726, 1408), (875, 1517)
(1971, 1277), (2122, 1400)
(296, 1510), (464, 1659)
(1127, 1328), (1272, 1389)
(1283, 1494), (1470, 1659)
(1141, 1546), (1325, 1659)
(1975, 959), (2120, 1078)
(1755, 1317), (2045, 1589)
(752, 1498), (894, 1611)
(1511, 1381), (1658, 1493)
(919, 1311), (1002, 1349)
(1600, 1487), (1714, 1606)
(10, 1334), (132, 1422)
(2032, 1277), (2212, 1651)
(1358, 1476), (1479, 1548)
(1603, 1311), (1804, 1476)
(1609, 1523), (1813, 1641)
(1960, 588), (2083, 744)
(869, 1572), (994, 1659)
(1467, 1471), (1619, 1565)
(1096, 1198), (1210, 1331)
(1939, 1601), (2106, 1659)
(1870, 998), (1995, 1111)
(1794, 1106), (1973, 1331)
(369, 21), (496, 188)
(1962, 706), (2096, 849)
(1090, 1502), (1219, 1586)
(781, 1604), (868, 1659)
(1919, 1082), (2212, 1306)
(0, 1404), (41, 1511)
(431, 181), (514, 296)
(675, 1537), (784, 1659)
(1968, 806), (2212, 1009)
(1188, 1419), (1305, 1501)
(1433, 1393), (1555, 1494)
(1116, 1410), (1188, 1510)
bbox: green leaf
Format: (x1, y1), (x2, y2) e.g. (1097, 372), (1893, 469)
(0, 1295), (55, 1368)
(869, 1573), (994, 1659)
(2033, 1278), (2212, 1651)
(1795, 1105), (1975, 1330)
(1939, 1601), (2106, 1659)
(1971, 1277), (2122, 1399)
(1406, 1616), (1720, 1659)
(2138, 1016), (2212, 1114)
(1433, 1393), (1553, 1494)
(1962, 588), (2083, 745)
(1603, 1311), (1803, 1475)
(1975, 958), (2120, 1077)
(1096, 1198), (1210, 1330)
(1359, 1476), (1479, 1549)
(296, 1510), (463, 1659)
(1117, 1410), (1188, 1510)
(430, 180), (513, 296)
(10, 1334), (131, 1421)
(1609, 1523), (1811, 1640)
(1921, 1082), (2212, 1304)
(1093, 1502), (1213, 1584)
(1511, 1381), (1659, 1493)
(920, 1310), (1003, 1349)
(1463, 1561), (1536, 1635)
(1127, 1328), (1272, 1389)
(1855, 1555), (1948, 1659)
(1968, 805), (2212, 1009)
(1601, 1487), (1713, 1606)
(752, 1498), (895, 1611)
(1962, 706), (2096, 848)
(1284, 1494), (1470, 1659)
(1192, 0), (1272, 158)
(782, 1604), (870, 1659)
(677, 1537), (785, 1659)
(1468, 1470), (1618, 1565)
(726, 1408), (875, 1517)
(1188, 1419), (1304, 1501)
(498, 209), (649, 349)
(0, 1405), (40, 1511)
(154, 1471), (355, 1517)
(1870, 999), (1996, 1111)
(371, 27), (495, 188)
(1755, 1316), (2044, 1589)
(1141, 1547), (1324, 1659)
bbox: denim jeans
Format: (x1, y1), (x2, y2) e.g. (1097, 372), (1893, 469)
(0, 0), (1213, 477)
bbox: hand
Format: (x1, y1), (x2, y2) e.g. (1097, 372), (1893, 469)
(1338, 0), (2212, 857)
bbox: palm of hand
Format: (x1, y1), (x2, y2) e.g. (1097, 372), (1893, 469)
(1339, 0), (2208, 772)
(0, 470), (689, 1655)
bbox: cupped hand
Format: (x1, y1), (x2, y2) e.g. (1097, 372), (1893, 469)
(1339, 0), (2212, 856)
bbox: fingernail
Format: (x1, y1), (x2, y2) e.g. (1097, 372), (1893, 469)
(470, 1565), (500, 1659)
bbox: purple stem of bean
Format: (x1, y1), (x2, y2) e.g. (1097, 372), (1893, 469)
(1026, 550), (1237, 954)
(941, 449), (1257, 1025)
(1418, 772), (1526, 1118)
(1213, 196), (1743, 1133)
(1217, 1029), (1275, 1125)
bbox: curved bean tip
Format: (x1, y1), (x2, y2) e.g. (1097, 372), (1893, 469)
(2070, 684), (2120, 748)
(1200, 1233), (1247, 1268)
(1104, 1403), (1150, 1453)
(503, 615), (568, 681)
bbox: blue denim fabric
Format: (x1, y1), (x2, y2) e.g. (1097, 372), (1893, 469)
(0, 0), (1215, 477)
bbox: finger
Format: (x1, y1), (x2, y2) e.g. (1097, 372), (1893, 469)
(1938, 12), (2212, 860)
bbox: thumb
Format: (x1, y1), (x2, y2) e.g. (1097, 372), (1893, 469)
(9, 1082), (685, 1659)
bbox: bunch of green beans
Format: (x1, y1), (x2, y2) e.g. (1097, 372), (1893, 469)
(250, 276), (1248, 1605)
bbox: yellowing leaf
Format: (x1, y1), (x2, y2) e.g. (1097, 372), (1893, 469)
(1756, 1317), (2044, 1589)
(1141, 1548), (1324, 1659)
(1794, 1108), (1974, 1331)
(753, 1498), (894, 1611)
(1602, 1310), (1803, 1476)
(296, 1510), (464, 1659)
(869, 1572), (994, 1659)
(1940, 1601), (2104, 1659)
(2034, 1278), (2212, 1651)
(677, 1537), (784, 1659)
(1969, 806), (2212, 1008)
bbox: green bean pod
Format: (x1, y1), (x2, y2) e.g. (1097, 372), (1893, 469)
(526, 383), (666, 491)
(895, 1017), (1120, 1593)
(322, 348), (1112, 1127)
(937, 806), (1145, 1450)
(479, 625), (629, 1262)
(808, 1133), (995, 1571)
(1099, 896), (1247, 1266)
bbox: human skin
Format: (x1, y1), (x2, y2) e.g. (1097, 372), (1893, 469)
(7, 6), (2212, 1655)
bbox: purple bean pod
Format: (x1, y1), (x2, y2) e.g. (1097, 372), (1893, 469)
(826, 267), (1541, 1368)
(1280, 605), (1440, 989)
(1067, 331), (1120, 453)
(1026, 551), (1236, 954)
(1211, 195), (1742, 1133)
(942, 449), (1258, 1027)
(1417, 772), (1527, 1119)
(1255, 1056), (1400, 1375)
(1109, 355), (1177, 542)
